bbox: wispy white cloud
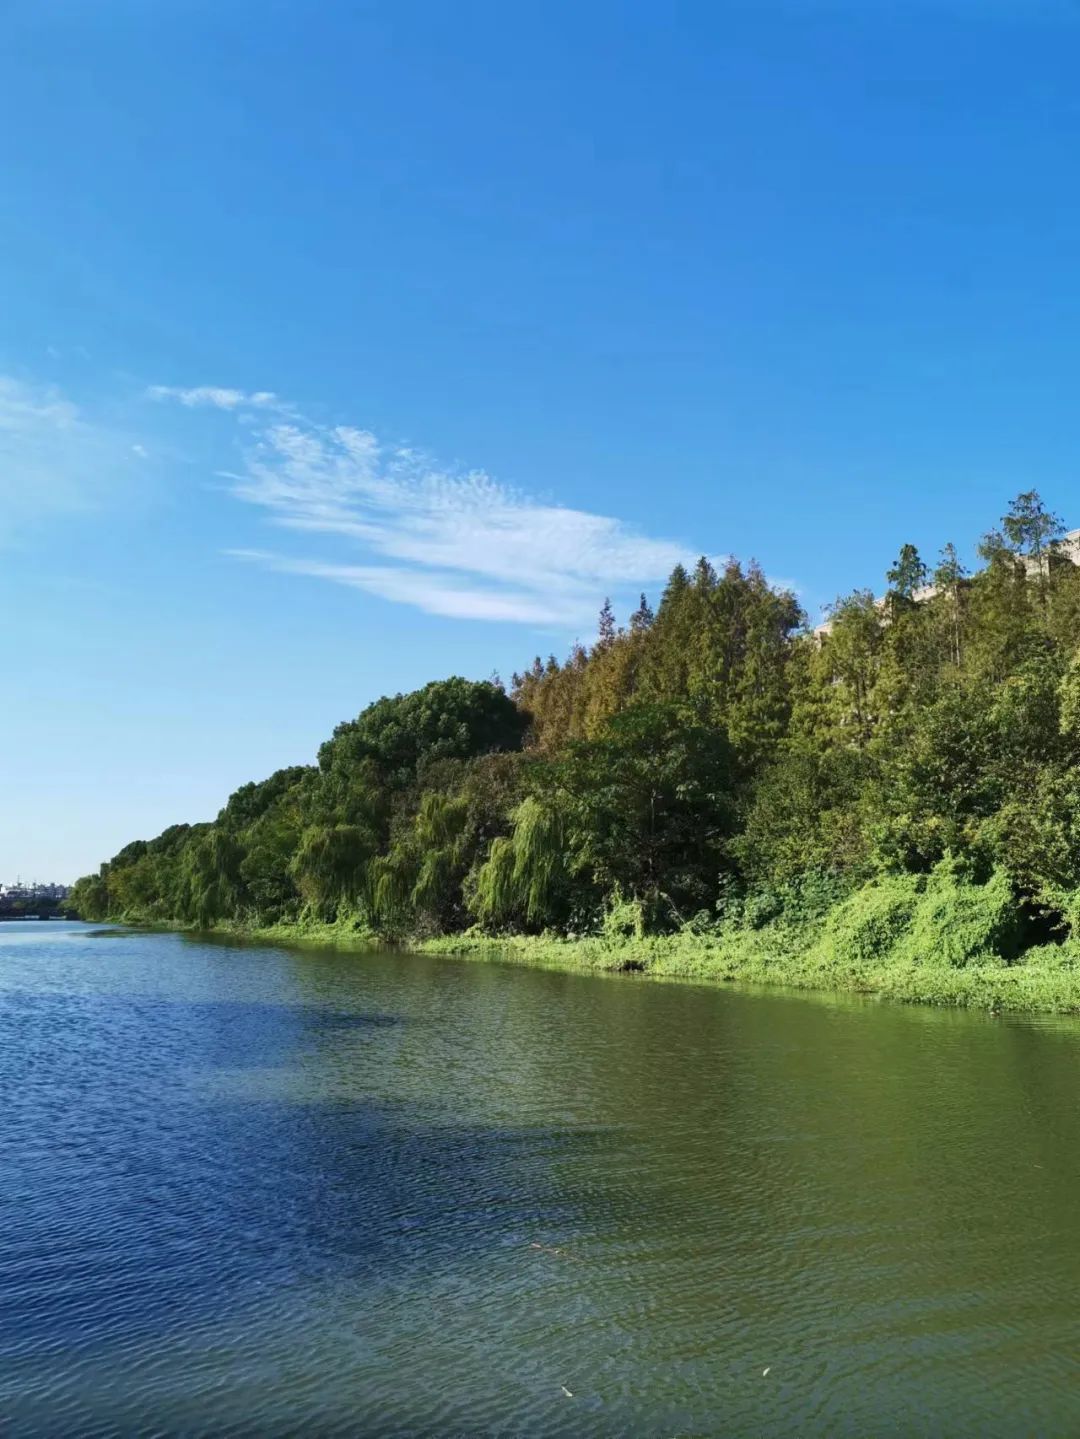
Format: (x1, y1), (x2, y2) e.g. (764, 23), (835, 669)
(0, 376), (139, 533)
(226, 549), (594, 625)
(152, 383), (697, 627)
(255, 439), (689, 625)
(146, 384), (279, 411)
(0, 375), (79, 433)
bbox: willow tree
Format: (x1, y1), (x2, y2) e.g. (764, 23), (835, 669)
(469, 796), (568, 931)
(290, 823), (374, 918)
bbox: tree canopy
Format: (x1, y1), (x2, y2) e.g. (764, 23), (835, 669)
(72, 495), (1080, 959)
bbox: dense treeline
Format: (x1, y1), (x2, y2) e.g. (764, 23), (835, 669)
(73, 493), (1080, 970)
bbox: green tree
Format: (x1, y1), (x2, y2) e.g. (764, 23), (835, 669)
(469, 795), (569, 932)
(885, 543), (929, 620)
(542, 703), (738, 927)
(1003, 489), (1064, 577)
(933, 542), (967, 667)
(291, 824), (376, 917)
(629, 592), (654, 633)
(320, 678), (527, 794)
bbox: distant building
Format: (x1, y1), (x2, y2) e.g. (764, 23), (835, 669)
(0, 881), (70, 901)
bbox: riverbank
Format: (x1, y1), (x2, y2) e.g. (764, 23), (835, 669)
(418, 926), (1080, 1014)
(92, 865), (1080, 1014)
(190, 913), (1080, 1015)
(106, 916), (1080, 1012)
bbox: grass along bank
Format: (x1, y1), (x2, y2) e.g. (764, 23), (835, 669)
(419, 928), (1080, 1013)
(132, 911), (1080, 1014)
(420, 864), (1080, 1014)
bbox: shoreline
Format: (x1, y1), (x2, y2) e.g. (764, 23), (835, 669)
(416, 930), (1080, 1015)
(113, 914), (1080, 1016)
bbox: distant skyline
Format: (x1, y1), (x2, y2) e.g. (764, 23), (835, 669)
(6, 0), (1080, 878)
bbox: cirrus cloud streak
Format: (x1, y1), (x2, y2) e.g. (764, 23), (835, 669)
(147, 384), (279, 411)
(152, 386), (699, 626)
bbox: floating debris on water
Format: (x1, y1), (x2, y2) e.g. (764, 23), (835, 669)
(528, 1241), (583, 1262)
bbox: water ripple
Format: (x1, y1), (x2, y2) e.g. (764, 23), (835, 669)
(4, 923), (1080, 1435)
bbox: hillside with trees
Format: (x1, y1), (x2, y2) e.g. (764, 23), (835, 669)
(72, 493), (1080, 1004)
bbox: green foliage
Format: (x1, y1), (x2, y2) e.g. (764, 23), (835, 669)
(1058, 651), (1080, 743)
(902, 861), (1022, 968)
(469, 796), (568, 931)
(70, 872), (110, 921)
(810, 873), (922, 970)
(174, 827), (244, 927)
(514, 559), (802, 765)
(319, 677), (526, 792)
(400, 790), (471, 935)
(217, 767), (315, 830)
(291, 824), (375, 916)
(538, 702), (737, 927)
(885, 543), (929, 621)
(600, 889), (648, 942)
(736, 742), (871, 884)
(807, 861), (1022, 974)
(69, 490), (1080, 1010)
(239, 810), (305, 921)
(367, 850), (416, 937)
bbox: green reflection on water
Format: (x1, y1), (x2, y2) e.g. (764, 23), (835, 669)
(5, 924), (1080, 1436)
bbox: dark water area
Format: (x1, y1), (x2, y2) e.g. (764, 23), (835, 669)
(5, 923), (1080, 1435)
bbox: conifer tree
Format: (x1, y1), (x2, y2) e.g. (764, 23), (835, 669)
(933, 542), (967, 668)
(692, 555), (717, 591)
(1003, 490), (1065, 607)
(659, 563), (689, 608)
(1003, 490), (1064, 568)
(630, 593), (654, 633)
(886, 544), (929, 610)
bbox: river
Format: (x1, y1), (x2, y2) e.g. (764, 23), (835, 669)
(3, 921), (1080, 1435)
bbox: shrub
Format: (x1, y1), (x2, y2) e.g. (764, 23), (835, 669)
(899, 861), (1021, 968)
(807, 860), (1024, 973)
(810, 873), (922, 970)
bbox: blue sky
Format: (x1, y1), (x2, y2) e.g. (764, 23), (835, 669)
(5, 0), (1080, 881)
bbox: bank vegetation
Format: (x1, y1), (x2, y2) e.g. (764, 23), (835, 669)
(72, 492), (1080, 1011)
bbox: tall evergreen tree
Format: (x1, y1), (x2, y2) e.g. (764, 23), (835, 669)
(1003, 490), (1064, 567)
(657, 563), (690, 618)
(692, 555), (717, 591)
(1002, 490), (1065, 607)
(630, 593), (654, 633)
(885, 543), (929, 618)
(933, 542), (967, 668)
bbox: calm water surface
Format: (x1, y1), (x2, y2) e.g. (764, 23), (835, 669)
(4, 922), (1080, 1436)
